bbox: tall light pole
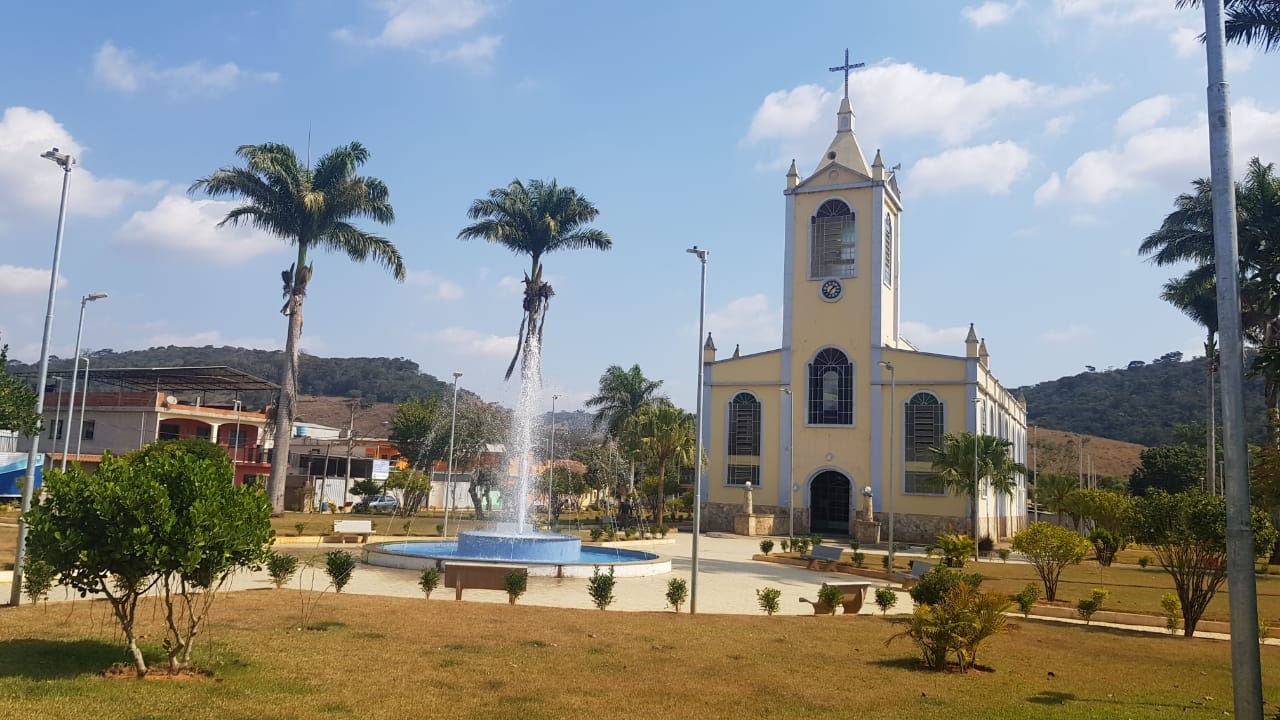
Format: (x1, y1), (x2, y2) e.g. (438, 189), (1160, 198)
(781, 386), (794, 538)
(879, 361), (896, 572)
(60, 294), (106, 471)
(50, 378), (64, 457)
(972, 396), (983, 562)
(548, 394), (559, 526)
(11, 147), (75, 607)
(1201, 2), (1264, 715)
(75, 355), (91, 460)
(442, 371), (463, 537)
(233, 399), (243, 463)
(687, 245), (709, 614)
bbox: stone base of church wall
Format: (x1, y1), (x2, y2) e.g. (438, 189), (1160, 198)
(874, 513), (970, 544)
(705, 503), (807, 534)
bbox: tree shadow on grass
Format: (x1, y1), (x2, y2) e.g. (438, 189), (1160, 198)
(1027, 691), (1076, 705)
(0, 638), (123, 680)
(869, 656), (929, 671)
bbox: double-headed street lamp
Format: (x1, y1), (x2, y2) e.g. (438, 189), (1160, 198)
(62, 292), (107, 471)
(687, 245), (709, 614)
(442, 371), (463, 537)
(11, 147), (76, 607)
(879, 361), (896, 572)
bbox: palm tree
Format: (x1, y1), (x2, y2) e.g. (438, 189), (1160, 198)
(1177, 0), (1280, 52)
(585, 365), (666, 439)
(1032, 473), (1079, 525)
(191, 142), (404, 513)
(929, 432), (1025, 538)
(629, 401), (696, 525)
(457, 179), (612, 380)
(1162, 271), (1220, 490)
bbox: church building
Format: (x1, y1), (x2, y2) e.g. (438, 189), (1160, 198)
(701, 76), (1027, 543)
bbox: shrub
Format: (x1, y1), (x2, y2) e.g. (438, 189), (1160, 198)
(997, 548), (1011, 563)
(657, 525), (670, 538)
(816, 583), (844, 614)
(1138, 555), (1151, 569)
(267, 551), (300, 589)
(1160, 592), (1182, 635)
(20, 556), (58, 604)
(324, 551), (356, 593)
(757, 586), (783, 615)
(849, 540), (860, 551)
(419, 567), (440, 598)
(436, 524), (445, 536)
(1013, 583), (1041, 617)
(851, 551), (866, 568)
(977, 536), (994, 557)
(908, 567), (984, 607)
(759, 539), (774, 555)
(666, 577), (688, 612)
(881, 555), (891, 570)
(874, 587), (898, 615)
(780, 538), (791, 553)
(587, 566), (616, 610)
(589, 527), (604, 542)
(294, 522), (308, 537)
(888, 581), (1012, 671)
(935, 534), (975, 568)
(1010, 522), (1090, 601)
(792, 537), (812, 555)
(504, 569), (528, 604)
(1075, 587), (1109, 624)
(1088, 528), (1122, 567)
(623, 527), (636, 540)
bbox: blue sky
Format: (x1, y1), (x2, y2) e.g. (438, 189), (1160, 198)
(2, 0), (1278, 413)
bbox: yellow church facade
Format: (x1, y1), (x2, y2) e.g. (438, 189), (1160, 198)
(700, 90), (1027, 543)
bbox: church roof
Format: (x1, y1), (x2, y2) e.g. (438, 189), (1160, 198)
(812, 96), (870, 178)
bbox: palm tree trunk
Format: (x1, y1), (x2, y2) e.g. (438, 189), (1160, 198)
(656, 457), (667, 526)
(268, 250), (307, 514)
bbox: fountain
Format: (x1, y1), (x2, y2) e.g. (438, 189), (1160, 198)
(364, 337), (669, 577)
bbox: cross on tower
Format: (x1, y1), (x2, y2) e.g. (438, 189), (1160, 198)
(828, 48), (865, 101)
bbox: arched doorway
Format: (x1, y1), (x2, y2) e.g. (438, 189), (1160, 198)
(810, 470), (851, 534)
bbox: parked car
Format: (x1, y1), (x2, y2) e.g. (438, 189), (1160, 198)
(364, 495), (399, 512)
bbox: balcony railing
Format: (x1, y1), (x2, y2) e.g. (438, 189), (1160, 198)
(221, 445), (270, 464)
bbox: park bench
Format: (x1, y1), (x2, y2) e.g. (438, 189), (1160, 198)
(801, 543), (844, 570)
(329, 519), (376, 544)
(444, 562), (528, 601)
(798, 581), (875, 615)
(901, 560), (934, 588)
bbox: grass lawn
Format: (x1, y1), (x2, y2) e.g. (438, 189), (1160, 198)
(2, 589), (1278, 719)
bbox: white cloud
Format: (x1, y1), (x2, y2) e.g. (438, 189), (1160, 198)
(704, 294), (782, 352)
(431, 326), (516, 357)
(406, 269), (464, 300)
(429, 34), (502, 65)
(93, 43), (279, 96)
(1054, 0), (1184, 25)
(745, 63), (1105, 168)
(116, 193), (282, 264)
(899, 321), (970, 353)
(0, 106), (159, 219)
(0, 265), (67, 295)
(1041, 324), (1094, 344)
(144, 330), (282, 350)
(1036, 99), (1280, 205)
(1115, 95), (1174, 136)
(963, 1), (1022, 28)
(1044, 114), (1074, 136)
(907, 141), (1032, 194)
(497, 276), (523, 293)
(1169, 26), (1201, 57)
(335, 0), (495, 48)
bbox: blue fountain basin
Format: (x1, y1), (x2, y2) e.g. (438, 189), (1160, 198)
(363, 534), (671, 578)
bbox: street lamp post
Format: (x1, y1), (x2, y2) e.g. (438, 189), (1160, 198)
(687, 245), (709, 614)
(11, 147), (75, 607)
(61, 292), (107, 471)
(75, 356), (91, 460)
(549, 394), (559, 526)
(781, 386), (794, 538)
(442, 371), (463, 537)
(879, 361), (896, 572)
(233, 399), (243, 463)
(51, 378), (64, 458)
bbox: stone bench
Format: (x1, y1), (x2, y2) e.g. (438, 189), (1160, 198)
(328, 519), (376, 543)
(444, 562), (528, 601)
(901, 560), (934, 588)
(799, 581), (875, 615)
(800, 543), (844, 570)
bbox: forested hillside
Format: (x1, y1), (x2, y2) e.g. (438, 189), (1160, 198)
(7, 346), (455, 405)
(1015, 351), (1268, 447)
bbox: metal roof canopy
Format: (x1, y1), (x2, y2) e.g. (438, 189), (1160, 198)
(40, 366), (279, 392)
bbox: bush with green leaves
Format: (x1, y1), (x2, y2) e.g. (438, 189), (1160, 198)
(504, 569), (528, 604)
(792, 537), (812, 555)
(934, 533), (975, 568)
(666, 577), (688, 612)
(324, 551), (356, 593)
(1088, 528), (1122, 567)
(1012, 583), (1041, 617)
(588, 566), (616, 610)
(977, 536), (994, 557)
(1161, 592), (1182, 635)
(996, 548), (1011, 563)
(908, 567), (984, 607)
(850, 551), (866, 568)
(874, 587), (898, 615)
(816, 583), (844, 614)
(780, 538), (791, 553)
(1076, 587), (1109, 624)
(1010, 522), (1090, 602)
(589, 527), (604, 542)
(1138, 555), (1151, 569)
(267, 551), (300, 589)
(20, 556), (58, 604)
(419, 567), (441, 598)
(757, 586), (783, 615)
(888, 581), (1012, 672)
(759, 539), (774, 555)
(294, 522), (308, 537)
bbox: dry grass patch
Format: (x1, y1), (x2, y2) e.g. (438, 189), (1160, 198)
(1, 589), (1277, 719)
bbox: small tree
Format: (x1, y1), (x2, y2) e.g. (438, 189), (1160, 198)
(1013, 583), (1040, 617)
(908, 567), (984, 607)
(934, 534), (975, 568)
(666, 577), (688, 612)
(1076, 587), (1109, 624)
(324, 551), (356, 593)
(504, 569), (528, 604)
(1131, 491), (1278, 636)
(757, 586), (783, 616)
(874, 587), (899, 615)
(1161, 592), (1182, 635)
(419, 567), (441, 598)
(20, 556), (58, 605)
(349, 478), (382, 505)
(816, 583), (843, 614)
(267, 552), (300, 589)
(1089, 528), (1122, 567)
(587, 566), (616, 610)
(759, 539), (774, 555)
(1010, 522), (1090, 602)
(888, 581), (1011, 672)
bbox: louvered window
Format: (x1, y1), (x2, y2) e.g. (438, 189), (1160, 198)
(904, 392), (945, 494)
(811, 199), (856, 278)
(726, 392), (761, 486)
(807, 349), (854, 425)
